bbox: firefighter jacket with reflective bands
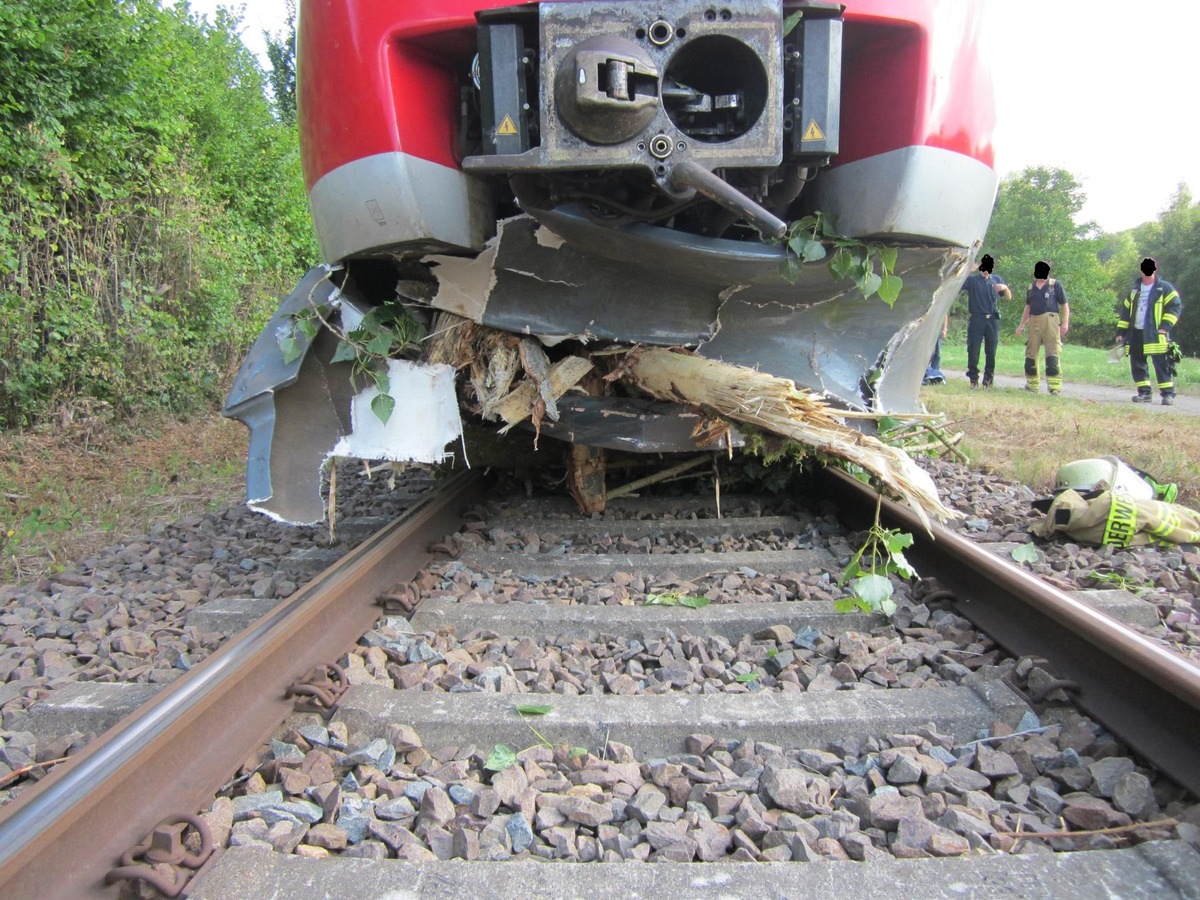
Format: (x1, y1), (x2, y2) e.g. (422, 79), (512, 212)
(1116, 277), (1182, 354)
(1032, 489), (1200, 547)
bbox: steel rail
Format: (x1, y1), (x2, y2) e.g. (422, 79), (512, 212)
(819, 466), (1200, 796)
(0, 470), (482, 900)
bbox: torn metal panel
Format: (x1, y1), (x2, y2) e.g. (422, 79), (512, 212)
(330, 359), (461, 464)
(427, 214), (724, 345)
(225, 265), (342, 408)
(700, 246), (970, 413)
(426, 207), (966, 415)
(223, 269), (464, 524)
(532, 395), (739, 453)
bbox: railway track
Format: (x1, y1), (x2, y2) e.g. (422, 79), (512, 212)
(1, 465), (1198, 898)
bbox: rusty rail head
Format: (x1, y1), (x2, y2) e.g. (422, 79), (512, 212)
(0, 470), (481, 900)
(819, 466), (1200, 796)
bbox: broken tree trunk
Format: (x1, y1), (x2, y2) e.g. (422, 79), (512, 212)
(621, 347), (954, 530)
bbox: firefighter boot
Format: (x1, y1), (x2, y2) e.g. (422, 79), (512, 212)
(1045, 356), (1063, 395)
(1024, 357), (1040, 392)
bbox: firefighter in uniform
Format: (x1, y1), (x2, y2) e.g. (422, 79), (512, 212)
(960, 253), (1012, 388)
(1015, 260), (1070, 394)
(1116, 257), (1181, 405)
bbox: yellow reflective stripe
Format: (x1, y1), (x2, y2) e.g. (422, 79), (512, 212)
(1102, 494), (1138, 547)
(1149, 504), (1178, 539)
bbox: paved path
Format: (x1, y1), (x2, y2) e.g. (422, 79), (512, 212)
(938, 370), (1200, 417)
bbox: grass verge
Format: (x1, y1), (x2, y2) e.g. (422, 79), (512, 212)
(1, 412), (247, 584)
(922, 379), (1200, 502)
(939, 339), (1199, 389)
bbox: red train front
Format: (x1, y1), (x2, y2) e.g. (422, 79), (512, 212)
(226, 0), (998, 523)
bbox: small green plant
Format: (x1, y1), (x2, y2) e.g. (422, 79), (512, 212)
(1086, 570), (1151, 594)
(1011, 543), (1040, 564)
(835, 496), (916, 616)
(645, 591), (710, 609)
(278, 282), (425, 424)
(483, 704), (590, 772)
(776, 212), (903, 305)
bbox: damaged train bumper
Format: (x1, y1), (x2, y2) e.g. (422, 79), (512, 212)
(222, 266), (462, 525)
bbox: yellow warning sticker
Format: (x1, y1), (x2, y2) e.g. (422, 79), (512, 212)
(497, 114), (519, 136)
(802, 119), (825, 142)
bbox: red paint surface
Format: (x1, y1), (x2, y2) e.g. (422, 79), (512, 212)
(298, 0), (995, 189)
(836, 0), (995, 169)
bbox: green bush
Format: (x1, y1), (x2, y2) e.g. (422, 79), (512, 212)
(0, 1), (315, 428)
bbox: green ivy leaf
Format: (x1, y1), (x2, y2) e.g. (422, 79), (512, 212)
(370, 392), (395, 424)
(516, 704), (553, 715)
(779, 255), (803, 284)
(679, 595), (710, 610)
(877, 272), (903, 306)
(887, 549), (917, 580)
(856, 270), (883, 299)
(330, 340), (358, 364)
(849, 573), (893, 611)
(883, 531), (914, 554)
(828, 248), (854, 280)
(1011, 543), (1040, 564)
(735, 672), (760, 683)
(278, 335), (301, 365)
(834, 597), (861, 614)
(878, 416), (902, 432)
(296, 316), (319, 340)
(645, 593), (679, 606)
(485, 744), (518, 772)
(800, 238), (826, 263)
(879, 246), (899, 271)
(568, 746), (589, 760)
(790, 215), (817, 235)
(783, 10), (803, 35)
(366, 331), (394, 356)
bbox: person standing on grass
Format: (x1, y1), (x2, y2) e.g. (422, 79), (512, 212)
(961, 253), (1012, 388)
(1016, 259), (1070, 394)
(1116, 257), (1181, 406)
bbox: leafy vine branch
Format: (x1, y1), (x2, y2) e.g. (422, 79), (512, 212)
(277, 275), (425, 424)
(776, 212), (904, 306)
(835, 493), (917, 617)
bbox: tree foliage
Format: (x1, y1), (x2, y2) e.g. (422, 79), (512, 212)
(0, 0), (314, 429)
(265, 0), (298, 125)
(980, 167), (1111, 346)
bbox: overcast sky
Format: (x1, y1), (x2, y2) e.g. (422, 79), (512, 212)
(188, 0), (1197, 234)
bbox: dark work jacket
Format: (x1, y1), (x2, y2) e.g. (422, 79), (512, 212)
(1116, 277), (1181, 352)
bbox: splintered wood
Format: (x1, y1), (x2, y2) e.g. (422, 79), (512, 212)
(424, 313), (593, 446)
(622, 347), (953, 529)
(425, 315), (951, 528)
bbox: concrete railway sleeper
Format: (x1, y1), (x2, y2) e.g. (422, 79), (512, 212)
(0, 466), (1198, 897)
